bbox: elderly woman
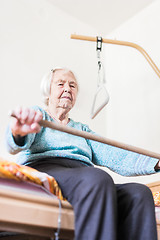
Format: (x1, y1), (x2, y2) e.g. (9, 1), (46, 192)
(6, 68), (159, 240)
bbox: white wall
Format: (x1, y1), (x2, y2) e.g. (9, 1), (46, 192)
(0, 0), (107, 159)
(1, 0), (159, 185)
(104, 0), (160, 183)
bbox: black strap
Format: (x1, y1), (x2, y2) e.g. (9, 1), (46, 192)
(96, 36), (102, 52)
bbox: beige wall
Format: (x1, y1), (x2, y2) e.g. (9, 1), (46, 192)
(0, 0), (106, 159)
(1, 0), (160, 184)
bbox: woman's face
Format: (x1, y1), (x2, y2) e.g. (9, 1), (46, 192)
(49, 69), (78, 111)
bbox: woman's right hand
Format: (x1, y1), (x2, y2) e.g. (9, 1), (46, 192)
(10, 107), (43, 137)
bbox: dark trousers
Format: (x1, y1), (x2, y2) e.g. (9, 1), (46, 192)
(30, 158), (157, 240)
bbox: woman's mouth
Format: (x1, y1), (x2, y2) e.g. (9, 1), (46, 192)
(61, 96), (72, 101)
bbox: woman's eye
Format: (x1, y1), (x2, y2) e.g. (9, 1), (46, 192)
(70, 85), (75, 88)
(58, 83), (63, 86)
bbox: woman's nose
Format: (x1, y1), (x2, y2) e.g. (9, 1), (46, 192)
(64, 85), (71, 93)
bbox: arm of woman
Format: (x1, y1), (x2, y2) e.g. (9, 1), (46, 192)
(6, 107), (42, 154)
(83, 126), (159, 176)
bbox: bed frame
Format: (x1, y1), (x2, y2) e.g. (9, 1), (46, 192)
(0, 178), (74, 240)
(147, 181), (160, 240)
(0, 178), (160, 240)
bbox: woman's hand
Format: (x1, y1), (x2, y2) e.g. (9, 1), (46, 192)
(155, 160), (160, 170)
(10, 107), (43, 137)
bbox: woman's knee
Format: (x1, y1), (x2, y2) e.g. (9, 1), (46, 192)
(123, 183), (154, 204)
(70, 167), (116, 206)
(80, 167), (115, 190)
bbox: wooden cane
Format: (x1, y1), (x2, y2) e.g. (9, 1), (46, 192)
(10, 112), (160, 159)
(71, 34), (160, 79)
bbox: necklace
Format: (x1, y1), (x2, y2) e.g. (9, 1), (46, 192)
(46, 109), (57, 122)
(46, 109), (70, 125)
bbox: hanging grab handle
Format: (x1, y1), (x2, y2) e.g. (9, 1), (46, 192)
(91, 37), (109, 119)
(91, 61), (109, 119)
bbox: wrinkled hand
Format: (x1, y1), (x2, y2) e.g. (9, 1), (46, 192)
(10, 107), (43, 137)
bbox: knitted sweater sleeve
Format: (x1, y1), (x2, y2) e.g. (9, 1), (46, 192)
(83, 126), (159, 176)
(6, 126), (36, 155)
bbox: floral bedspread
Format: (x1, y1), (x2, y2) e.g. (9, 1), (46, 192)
(0, 159), (64, 200)
(1, 159), (160, 206)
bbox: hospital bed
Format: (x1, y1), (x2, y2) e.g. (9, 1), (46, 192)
(0, 161), (160, 240)
(0, 161), (74, 240)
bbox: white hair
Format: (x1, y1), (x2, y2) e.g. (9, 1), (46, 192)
(40, 67), (78, 106)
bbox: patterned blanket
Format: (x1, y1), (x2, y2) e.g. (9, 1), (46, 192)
(153, 192), (160, 207)
(0, 159), (64, 200)
(0, 159), (160, 206)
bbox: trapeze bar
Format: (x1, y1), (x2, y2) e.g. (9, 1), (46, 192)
(71, 34), (160, 79)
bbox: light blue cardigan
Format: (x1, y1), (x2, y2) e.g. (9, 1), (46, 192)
(6, 106), (159, 176)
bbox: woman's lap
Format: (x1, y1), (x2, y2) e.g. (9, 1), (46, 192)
(29, 158), (157, 240)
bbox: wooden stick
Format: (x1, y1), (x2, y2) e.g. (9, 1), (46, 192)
(10, 113), (160, 159)
(71, 34), (160, 79)
(40, 120), (160, 159)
